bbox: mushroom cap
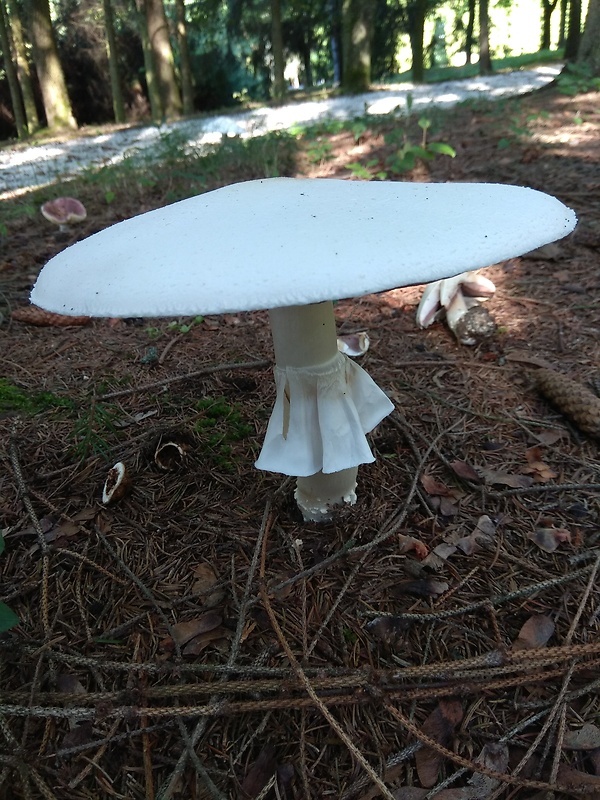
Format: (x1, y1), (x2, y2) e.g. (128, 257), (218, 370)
(41, 197), (87, 226)
(31, 179), (576, 317)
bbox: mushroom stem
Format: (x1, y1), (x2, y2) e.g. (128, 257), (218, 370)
(256, 301), (394, 522)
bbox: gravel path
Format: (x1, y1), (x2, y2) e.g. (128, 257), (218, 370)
(0, 65), (560, 198)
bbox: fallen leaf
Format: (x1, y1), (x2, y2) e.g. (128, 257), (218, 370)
(421, 474), (453, 496)
(504, 350), (552, 369)
(160, 611), (223, 651)
(183, 627), (229, 656)
(366, 616), (409, 647)
(522, 446), (558, 482)
(563, 724), (600, 751)
(192, 562), (224, 608)
(415, 700), (463, 787)
(528, 527), (572, 553)
(531, 429), (565, 446)
(391, 578), (449, 599)
(557, 765), (600, 797)
(512, 614), (555, 651)
(397, 534), (429, 559)
(466, 742), (509, 798)
(240, 744), (277, 798)
(479, 469), (534, 489)
(449, 460), (481, 483)
(450, 515), (496, 555)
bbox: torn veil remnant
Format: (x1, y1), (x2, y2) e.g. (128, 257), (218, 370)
(31, 178), (577, 522)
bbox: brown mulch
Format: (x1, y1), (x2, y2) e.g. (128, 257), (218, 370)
(0, 85), (599, 800)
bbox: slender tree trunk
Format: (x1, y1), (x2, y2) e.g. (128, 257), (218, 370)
(102, 0), (126, 123)
(271, 0), (286, 102)
(145, 0), (182, 119)
(134, 0), (161, 120)
(465, 0), (476, 64)
(6, 0), (40, 132)
(341, 0), (373, 92)
(329, 0), (342, 84)
(302, 36), (313, 87)
(478, 0), (492, 75)
(174, 0), (193, 115)
(558, 0), (568, 46)
(564, 0), (582, 59)
(28, 0), (77, 130)
(0, 0), (27, 137)
(577, 0), (600, 74)
(541, 0), (558, 50)
(408, 0), (427, 82)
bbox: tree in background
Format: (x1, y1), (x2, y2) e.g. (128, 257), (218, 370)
(564, 0), (582, 59)
(143, 0), (182, 119)
(577, 0), (599, 73)
(174, 0), (194, 114)
(0, 0), (27, 136)
(4, 0), (40, 132)
(341, 0), (373, 91)
(271, 0), (286, 101)
(540, 0), (558, 49)
(478, 0), (492, 74)
(103, 0), (126, 122)
(28, 0), (77, 129)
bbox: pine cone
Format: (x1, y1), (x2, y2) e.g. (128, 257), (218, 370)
(11, 305), (90, 327)
(534, 368), (600, 440)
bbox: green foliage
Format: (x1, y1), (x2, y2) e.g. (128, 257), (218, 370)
(71, 399), (119, 460)
(195, 396), (253, 472)
(345, 112), (455, 179)
(167, 316), (205, 334)
(0, 534), (19, 633)
(0, 379), (73, 415)
(557, 63), (600, 96)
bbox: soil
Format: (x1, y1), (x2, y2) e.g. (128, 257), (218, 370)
(0, 85), (599, 800)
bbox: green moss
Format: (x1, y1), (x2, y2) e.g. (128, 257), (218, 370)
(195, 396), (253, 471)
(0, 379), (73, 415)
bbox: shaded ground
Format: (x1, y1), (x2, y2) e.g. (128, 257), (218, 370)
(0, 85), (599, 800)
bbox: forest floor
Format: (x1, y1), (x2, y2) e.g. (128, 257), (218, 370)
(0, 82), (600, 800)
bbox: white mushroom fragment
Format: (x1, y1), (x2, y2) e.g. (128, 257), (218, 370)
(41, 197), (87, 233)
(102, 462), (130, 505)
(31, 179), (576, 522)
(416, 270), (498, 345)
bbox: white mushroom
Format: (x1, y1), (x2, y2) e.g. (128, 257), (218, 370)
(30, 179), (576, 522)
(416, 270), (498, 344)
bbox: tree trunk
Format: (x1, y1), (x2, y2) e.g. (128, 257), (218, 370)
(478, 0), (492, 75)
(145, 0), (182, 119)
(541, 0), (558, 50)
(102, 0), (126, 123)
(174, 0), (193, 115)
(407, 0), (427, 83)
(329, 0), (342, 85)
(577, 0), (600, 74)
(0, 0), (27, 137)
(134, 0), (161, 121)
(341, 0), (372, 92)
(6, 0), (40, 132)
(301, 35), (313, 87)
(564, 0), (581, 60)
(271, 0), (286, 102)
(558, 0), (568, 46)
(464, 0), (476, 64)
(28, 0), (77, 130)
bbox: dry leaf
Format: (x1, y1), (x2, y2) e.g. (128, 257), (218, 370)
(160, 611), (222, 650)
(391, 578), (449, 599)
(528, 527), (572, 553)
(367, 616), (409, 647)
(479, 468), (534, 489)
(557, 765), (600, 797)
(240, 744), (277, 798)
(449, 460), (481, 483)
(192, 562), (224, 608)
(421, 474), (453, 496)
(397, 534), (429, 559)
(183, 627), (229, 656)
(512, 614), (555, 651)
(415, 700), (463, 788)
(522, 446), (558, 482)
(466, 742), (509, 798)
(563, 724), (600, 751)
(504, 350), (552, 369)
(531, 428), (565, 446)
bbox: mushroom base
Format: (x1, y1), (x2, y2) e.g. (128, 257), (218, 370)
(295, 467), (358, 523)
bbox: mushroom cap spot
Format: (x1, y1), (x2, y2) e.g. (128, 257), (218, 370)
(41, 197), (87, 225)
(31, 179), (576, 318)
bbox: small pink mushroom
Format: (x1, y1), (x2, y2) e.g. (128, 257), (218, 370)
(41, 197), (87, 233)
